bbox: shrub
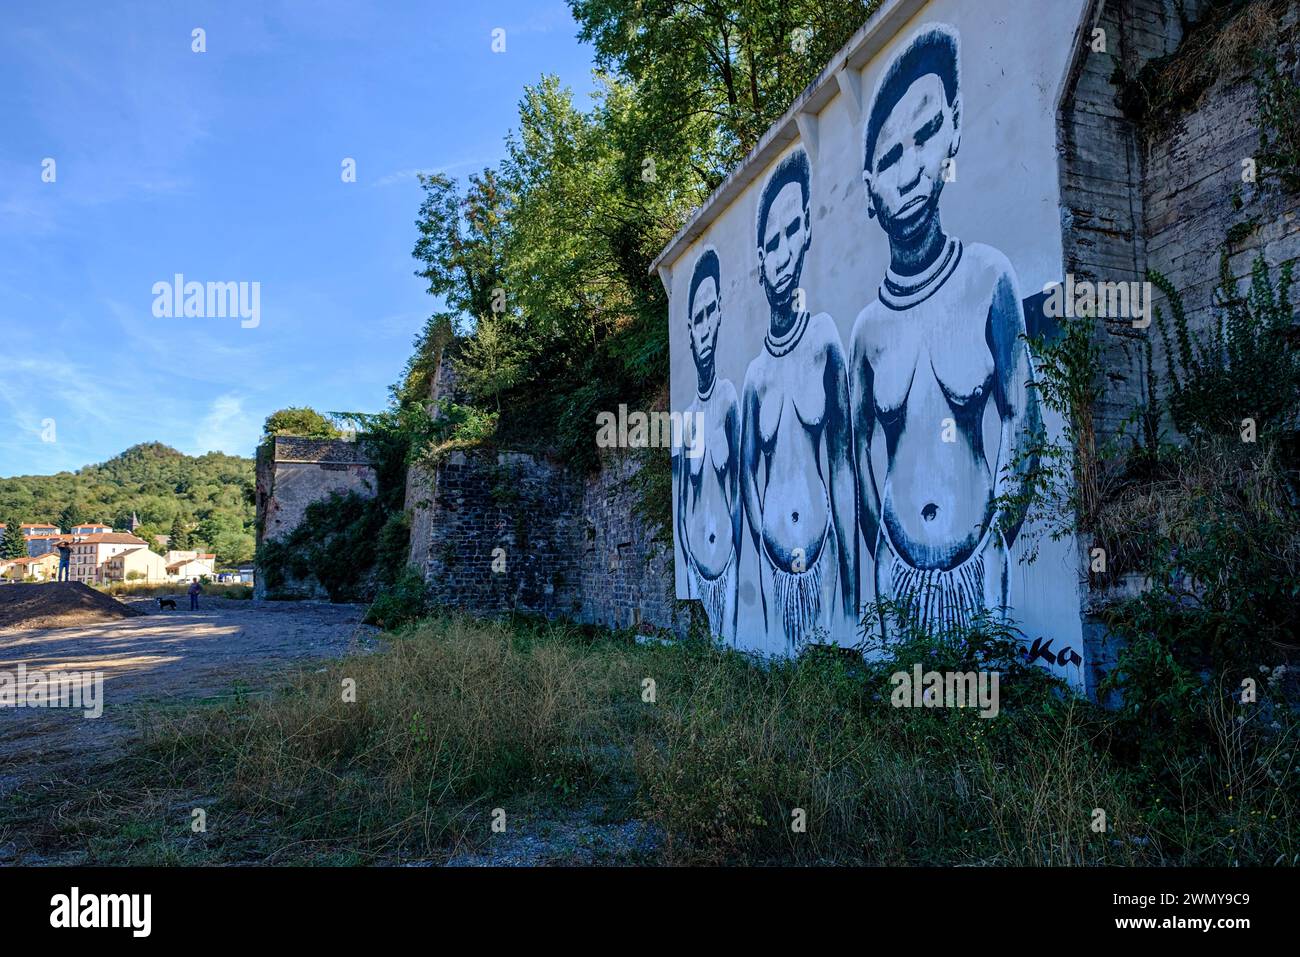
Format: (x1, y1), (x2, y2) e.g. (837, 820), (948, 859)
(1098, 438), (1299, 752)
(257, 491), (381, 602)
(262, 407), (340, 439)
(364, 567), (431, 630)
(1255, 50), (1300, 193)
(1149, 254), (1297, 443)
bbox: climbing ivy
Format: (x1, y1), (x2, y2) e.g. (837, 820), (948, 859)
(1254, 51), (1300, 192)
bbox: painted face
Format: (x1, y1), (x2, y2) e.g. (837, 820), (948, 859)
(689, 276), (721, 368)
(758, 181), (809, 306)
(864, 73), (958, 241)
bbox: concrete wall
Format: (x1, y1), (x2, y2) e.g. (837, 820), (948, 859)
(1058, 0), (1300, 696)
(662, 0), (1094, 686)
(1059, 0), (1177, 443)
(1060, 0), (1300, 444)
(1141, 1), (1299, 333)
(254, 436), (377, 597)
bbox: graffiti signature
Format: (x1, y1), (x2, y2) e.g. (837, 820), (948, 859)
(1025, 637), (1082, 668)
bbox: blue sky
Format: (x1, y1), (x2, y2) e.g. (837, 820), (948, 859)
(0, 0), (597, 476)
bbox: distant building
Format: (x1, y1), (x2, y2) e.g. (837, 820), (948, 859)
(21, 524), (62, 557)
(102, 548), (170, 584)
(69, 533), (150, 584)
(25, 537), (59, 558)
(71, 523), (113, 537)
(0, 524), (63, 558)
(165, 552), (217, 580)
(3, 553), (61, 581)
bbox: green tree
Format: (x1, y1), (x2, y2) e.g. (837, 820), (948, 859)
(57, 503), (83, 532)
(262, 407), (340, 439)
(195, 511), (255, 564)
(210, 530), (255, 565)
(408, 2), (880, 469)
(169, 515), (191, 551)
(411, 171), (515, 417)
(1, 517), (27, 559)
(412, 170), (509, 333)
(570, 0), (879, 188)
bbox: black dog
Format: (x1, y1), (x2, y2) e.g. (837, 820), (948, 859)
(157, 597), (177, 611)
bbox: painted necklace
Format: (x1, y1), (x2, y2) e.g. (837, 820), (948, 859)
(765, 309), (810, 358)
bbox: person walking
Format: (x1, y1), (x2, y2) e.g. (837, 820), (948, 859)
(188, 578), (202, 610)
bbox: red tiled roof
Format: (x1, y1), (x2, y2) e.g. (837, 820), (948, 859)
(73, 533), (148, 545)
(7, 555), (56, 565)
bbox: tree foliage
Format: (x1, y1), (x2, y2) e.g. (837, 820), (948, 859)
(408, 2), (880, 469)
(1, 516), (26, 559)
(169, 514), (191, 551)
(572, 0), (881, 187)
(262, 407), (341, 440)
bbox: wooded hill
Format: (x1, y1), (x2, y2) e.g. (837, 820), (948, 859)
(0, 442), (255, 564)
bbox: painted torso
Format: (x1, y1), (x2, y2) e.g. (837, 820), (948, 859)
(853, 241), (1013, 570)
(684, 380), (739, 578)
(745, 311), (839, 572)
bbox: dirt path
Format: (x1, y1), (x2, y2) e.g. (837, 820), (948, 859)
(0, 598), (378, 797)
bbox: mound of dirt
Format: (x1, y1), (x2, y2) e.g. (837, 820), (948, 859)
(0, 583), (143, 630)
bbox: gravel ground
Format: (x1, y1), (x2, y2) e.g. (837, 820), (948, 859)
(437, 805), (663, 867)
(0, 597), (378, 797)
(0, 597), (664, 866)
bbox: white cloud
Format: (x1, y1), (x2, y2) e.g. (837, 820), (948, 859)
(369, 157), (494, 189)
(192, 394), (259, 457)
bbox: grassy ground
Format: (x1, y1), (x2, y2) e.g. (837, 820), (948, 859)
(2, 612), (1294, 865)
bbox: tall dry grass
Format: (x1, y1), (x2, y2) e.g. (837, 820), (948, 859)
(141, 615), (649, 859)
(98, 581), (254, 600)
(116, 613), (1237, 865)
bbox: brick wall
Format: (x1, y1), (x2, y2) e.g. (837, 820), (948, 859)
(576, 451), (685, 633)
(413, 449), (583, 617)
(407, 445), (688, 634)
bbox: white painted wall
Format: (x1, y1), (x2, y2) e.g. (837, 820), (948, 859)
(668, 0), (1093, 687)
